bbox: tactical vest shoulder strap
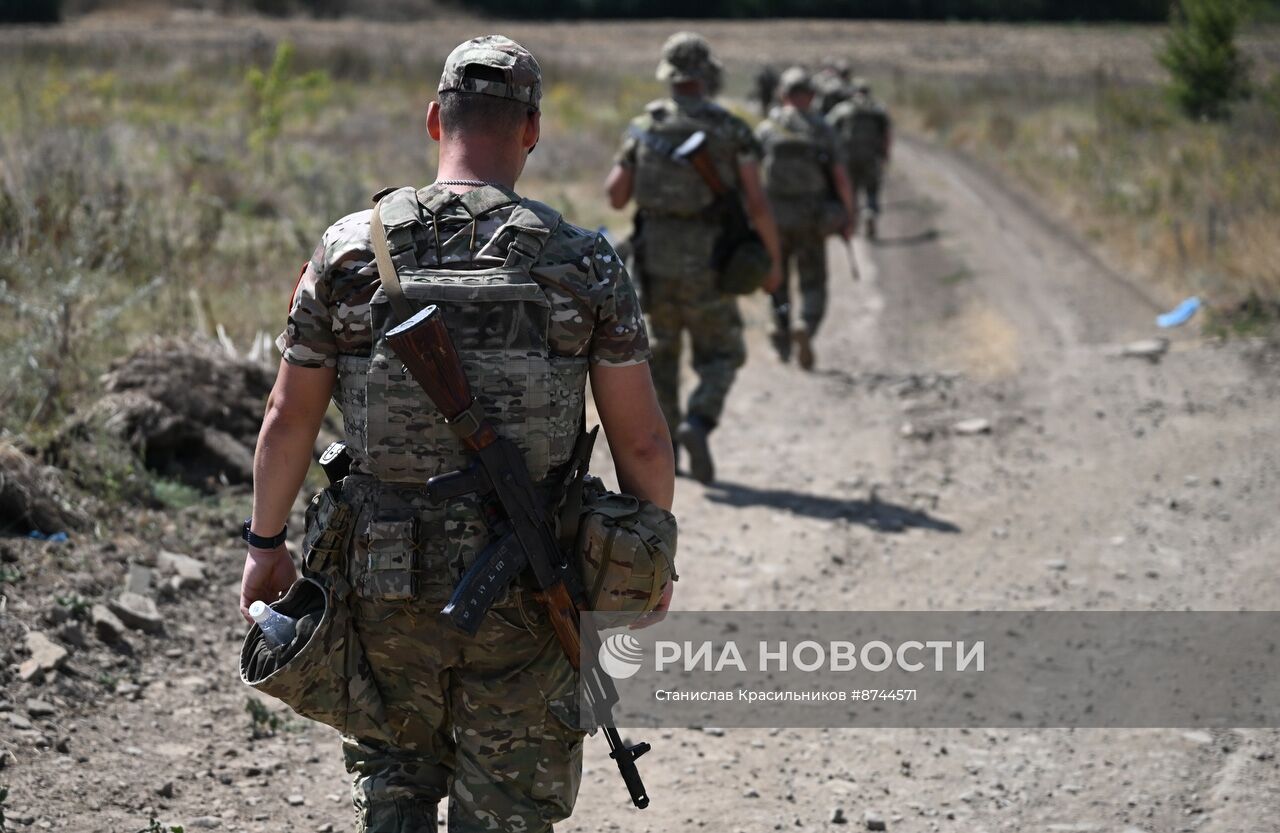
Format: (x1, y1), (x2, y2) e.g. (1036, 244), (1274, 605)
(501, 199), (563, 268)
(369, 188), (416, 323)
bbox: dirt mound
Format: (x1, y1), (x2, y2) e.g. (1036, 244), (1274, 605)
(0, 443), (88, 535)
(49, 339), (272, 497)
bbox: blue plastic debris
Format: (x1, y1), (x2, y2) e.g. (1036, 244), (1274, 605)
(28, 530), (69, 543)
(1156, 296), (1201, 328)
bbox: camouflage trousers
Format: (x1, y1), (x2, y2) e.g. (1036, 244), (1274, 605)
(849, 156), (884, 216)
(341, 591), (585, 833)
(643, 266), (746, 433)
(770, 225), (830, 341)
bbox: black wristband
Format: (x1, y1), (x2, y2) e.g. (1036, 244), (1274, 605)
(242, 520), (288, 549)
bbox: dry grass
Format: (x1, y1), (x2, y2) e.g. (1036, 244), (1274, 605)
(1, 14), (1277, 434)
(891, 66), (1280, 313)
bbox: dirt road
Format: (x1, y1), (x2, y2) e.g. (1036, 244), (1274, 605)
(4, 133), (1279, 832)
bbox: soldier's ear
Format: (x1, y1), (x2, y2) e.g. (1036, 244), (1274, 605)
(523, 109), (541, 153)
(426, 100), (443, 141)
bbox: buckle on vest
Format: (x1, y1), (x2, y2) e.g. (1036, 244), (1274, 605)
(445, 400), (485, 440)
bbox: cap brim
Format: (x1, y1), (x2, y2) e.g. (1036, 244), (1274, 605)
(657, 60), (709, 84)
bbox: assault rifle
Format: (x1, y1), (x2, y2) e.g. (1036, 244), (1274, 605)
(384, 305), (652, 810)
(676, 131), (760, 276)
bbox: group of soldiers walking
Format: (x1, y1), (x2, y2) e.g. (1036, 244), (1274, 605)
(608, 32), (893, 484)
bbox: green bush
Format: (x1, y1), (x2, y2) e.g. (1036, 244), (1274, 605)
(1160, 0), (1253, 120)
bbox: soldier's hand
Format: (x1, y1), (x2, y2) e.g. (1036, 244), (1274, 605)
(239, 545), (298, 624)
(841, 216), (857, 241)
(762, 262), (784, 295)
(630, 580), (673, 630)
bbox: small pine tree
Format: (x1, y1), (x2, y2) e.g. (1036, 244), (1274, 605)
(1159, 0), (1253, 120)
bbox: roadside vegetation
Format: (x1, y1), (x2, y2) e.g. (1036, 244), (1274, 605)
(0, 39), (649, 438)
(892, 4), (1279, 332)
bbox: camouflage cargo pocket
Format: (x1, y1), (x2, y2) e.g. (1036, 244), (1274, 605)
(356, 517), (418, 603)
(529, 657), (587, 823)
(239, 576), (390, 742)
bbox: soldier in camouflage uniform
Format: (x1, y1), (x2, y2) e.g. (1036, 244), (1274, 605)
(754, 64), (780, 115)
(604, 31), (782, 485)
(814, 59), (853, 115)
(827, 77), (892, 240)
(239, 35), (675, 833)
(757, 67), (856, 371)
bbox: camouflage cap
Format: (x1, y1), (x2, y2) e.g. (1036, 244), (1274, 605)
(778, 66), (814, 96)
(438, 34), (542, 110)
(656, 31), (722, 85)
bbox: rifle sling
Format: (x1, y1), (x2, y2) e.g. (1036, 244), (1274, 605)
(369, 198), (416, 324)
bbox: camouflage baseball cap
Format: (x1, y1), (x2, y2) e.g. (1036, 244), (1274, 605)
(438, 34), (542, 110)
(778, 66), (814, 96)
(656, 31), (722, 85)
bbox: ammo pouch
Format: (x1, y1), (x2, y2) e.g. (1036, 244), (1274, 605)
(239, 485), (390, 741)
(714, 233), (771, 296)
(575, 476), (678, 613)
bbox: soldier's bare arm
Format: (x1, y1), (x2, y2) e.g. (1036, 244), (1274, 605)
(830, 162), (858, 239)
(239, 361), (336, 622)
(737, 158), (784, 293)
(604, 162), (634, 209)
(591, 362), (674, 512)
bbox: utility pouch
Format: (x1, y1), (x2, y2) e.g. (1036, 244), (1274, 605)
(575, 477), (678, 613)
(240, 486), (390, 742)
(358, 517), (419, 602)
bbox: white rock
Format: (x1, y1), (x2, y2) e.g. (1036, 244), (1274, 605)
(1121, 338), (1169, 361)
(953, 418), (992, 435)
(91, 604), (127, 644)
(125, 564), (153, 595)
(18, 632), (67, 682)
(157, 551), (206, 589)
(109, 592), (164, 634)
(864, 809), (887, 830)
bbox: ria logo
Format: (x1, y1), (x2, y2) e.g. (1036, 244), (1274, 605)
(598, 632), (645, 680)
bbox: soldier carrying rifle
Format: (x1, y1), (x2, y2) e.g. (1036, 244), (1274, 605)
(605, 31), (782, 485)
(757, 66), (857, 371)
(239, 35), (675, 833)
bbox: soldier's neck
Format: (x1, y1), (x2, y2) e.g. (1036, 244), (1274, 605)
(436, 144), (520, 191)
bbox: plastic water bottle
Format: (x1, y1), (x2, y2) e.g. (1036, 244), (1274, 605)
(249, 600), (297, 650)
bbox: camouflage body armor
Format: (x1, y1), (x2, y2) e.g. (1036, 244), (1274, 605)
(631, 98), (739, 219)
(336, 186), (587, 602)
(759, 106), (838, 231)
(831, 94), (890, 165)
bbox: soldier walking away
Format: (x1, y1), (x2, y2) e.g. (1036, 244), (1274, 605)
(605, 31), (782, 485)
(754, 64), (780, 115)
(815, 58), (853, 115)
(240, 35), (675, 833)
(828, 77), (892, 240)
(757, 66), (856, 372)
